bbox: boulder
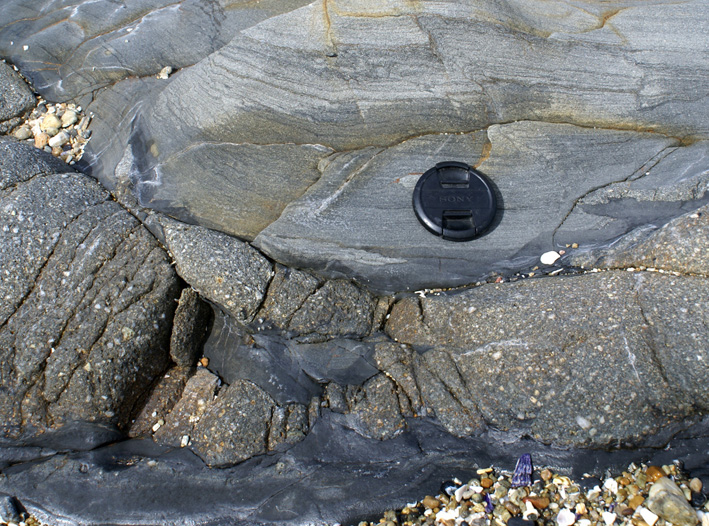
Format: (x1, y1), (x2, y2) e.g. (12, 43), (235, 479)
(386, 270), (709, 447)
(0, 139), (181, 437)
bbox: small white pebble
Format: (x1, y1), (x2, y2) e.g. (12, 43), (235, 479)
(23, 45), (28, 51)
(602, 511), (617, 526)
(540, 250), (561, 265)
(557, 508), (576, 526)
(637, 507), (659, 526)
(181, 435), (190, 447)
(147, 460), (157, 467)
(603, 477), (618, 494)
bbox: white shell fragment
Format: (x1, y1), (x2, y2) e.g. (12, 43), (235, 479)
(637, 506), (659, 526)
(540, 250), (561, 265)
(602, 511), (617, 526)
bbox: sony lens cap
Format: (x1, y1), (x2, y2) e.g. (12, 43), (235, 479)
(412, 161), (497, 241)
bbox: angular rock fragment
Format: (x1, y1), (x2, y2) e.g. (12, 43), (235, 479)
(347, 374), (406, 440)
(257, 264), (321, 330)
(129, 366), (194, 438)
(288, 280), (375, 342)
(161, 219), (274, 324)
(191, 380), (276, 467)
(153, 368), (219, 448)
(170, 287), (213, 367)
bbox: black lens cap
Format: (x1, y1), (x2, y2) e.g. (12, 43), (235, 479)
(412, 161), (497, 241)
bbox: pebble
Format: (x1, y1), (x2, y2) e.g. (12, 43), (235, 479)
(557, 508), (576, 526)
(690, 478), (703, 493)
(33, 132), (48, 148)
(157, 66), (173, 79)
(540, 251), (561, 265)
(646, 476), (699, 526)
(645, 466), (665, 483)
(40, 113), (61, 131)
(13, 125), (32, 140)
(354, 459), (708, 526)
(48, 131), (69, 148)
(61, 110), (77, 127)
(11, 96), (91, 164)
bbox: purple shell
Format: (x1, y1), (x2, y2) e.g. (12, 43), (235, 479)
(511, 453), (533, 487)
(484, 494), (494, 513)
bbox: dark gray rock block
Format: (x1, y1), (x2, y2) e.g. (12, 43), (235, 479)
(191, 379), (283, 467)
(386, 271), (709, 447)
(169, 287), (212, 367)
(161, 219), (274, 324)
(0, 141), (181, 437)
(257, 264), (321, 330)
(287, 279), (375, 342)
(0, 61), (34, 130)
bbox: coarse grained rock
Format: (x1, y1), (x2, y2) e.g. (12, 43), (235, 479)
(346, 374), (406, 440)
(256, 264), (321, 330)
(0, 62), (34, 131)
(129, 366), (194, 438)
(386, 271), (709, 447)
(169, 287), (213, 367)
(152, 367), (219, 448)
(0, 138), (72, 198)
(0, 139), (181, 437)
(161, 219), (273, 324)
(287, 279), (375, 342)
(567, 202), (709, 276)
(191, 379), (299, 467)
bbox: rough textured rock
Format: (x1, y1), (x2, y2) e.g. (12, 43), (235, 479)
(191, 379), (292, 467)
(287, 279), (375, 342)
(0, 138), (72, 197)
(153, 368), (219, 448)
(169, 287), (212, 367)
(161, 219), (274, 324)
(129, 366), (194, 438)
(386, 271), (709, 447)
(0, 141), (181, 437)
(257, 264), (321, 330)
(0, 62), (34, 132)
(346, 374), (406, 440)
(568, 203), (709, 276)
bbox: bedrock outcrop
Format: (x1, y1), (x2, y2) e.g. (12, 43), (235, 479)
(0, 138), (181, 437)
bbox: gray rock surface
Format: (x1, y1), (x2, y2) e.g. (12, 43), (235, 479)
(287, 279), (375, 342)
(153, 368), (219, 447)
(129, 366), (193, 438)
(386, 270), (709, 447)
(169, 287), (212, 367)
(161, 219), (274, 323)
(70, 0), (707, 292)
(568, 203), (709, 276)
(0, 0), (313, 102)
(190, 379), (304, 467)
(0, 139), (181, 437)
(0, 62), (34, 132)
